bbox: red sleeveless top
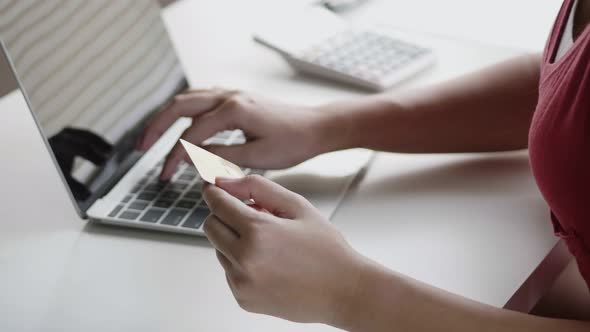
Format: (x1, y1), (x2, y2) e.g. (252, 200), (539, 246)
(529, 0), (590, 288)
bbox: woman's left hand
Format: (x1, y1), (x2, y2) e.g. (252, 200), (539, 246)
(202, 175), (368, 324)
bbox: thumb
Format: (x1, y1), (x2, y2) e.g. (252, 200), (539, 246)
(215, 175), (309, 219)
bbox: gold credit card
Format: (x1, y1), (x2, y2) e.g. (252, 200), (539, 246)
(179, 139), (245, 184)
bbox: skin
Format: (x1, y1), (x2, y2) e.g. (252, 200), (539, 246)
(575, 0), (590, 38)
(137, 2), (590, 330)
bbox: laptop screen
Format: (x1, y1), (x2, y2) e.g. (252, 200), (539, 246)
(0, 1), (188, 215)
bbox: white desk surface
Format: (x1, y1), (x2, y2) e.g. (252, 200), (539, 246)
(0, 0), (566, 331)
(341, 0), (562, 51)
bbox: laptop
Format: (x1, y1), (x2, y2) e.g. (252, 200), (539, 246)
(0, 0), (372, 235)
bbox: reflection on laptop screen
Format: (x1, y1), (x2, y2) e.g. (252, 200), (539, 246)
(0, 0), (188, 212)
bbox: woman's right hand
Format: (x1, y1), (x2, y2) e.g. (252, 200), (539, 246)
(202, 175), (369, 325)
(137, 89), (334, 180)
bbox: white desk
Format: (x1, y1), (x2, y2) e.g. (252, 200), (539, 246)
(341, 0), (562, 51)
(0, 0), (568, 331)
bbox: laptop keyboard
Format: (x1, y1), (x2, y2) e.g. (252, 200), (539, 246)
(107, 130), (264, 231)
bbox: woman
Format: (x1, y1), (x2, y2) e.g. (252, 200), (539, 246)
(138, 0), (590, 330)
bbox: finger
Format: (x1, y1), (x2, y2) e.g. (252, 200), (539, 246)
(159, 110), (237, 180)
(181, 104), (242, 146)
(159, 142), (188, 180)
(215, 175), (308, 219)
(203, 214), (239, 263)
(202, 183), (266, 235)
(173, 89), (230, 116)
(138, 90), (231, 150)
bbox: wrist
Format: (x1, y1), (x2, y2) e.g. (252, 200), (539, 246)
(330, 258), (406, 332)
(312, 96), (411, 154)
(311, 102), (357, 155)
(324, 251), (371, 328)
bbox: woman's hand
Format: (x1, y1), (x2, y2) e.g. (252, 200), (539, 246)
(202, 178), (590, 332)
(202, 175), (369, 324)
(137, 89), (333, 180)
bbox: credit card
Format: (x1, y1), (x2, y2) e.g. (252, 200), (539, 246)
(179, 139), (245, 184)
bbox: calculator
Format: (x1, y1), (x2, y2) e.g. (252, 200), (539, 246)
(253, 6), (435, 91)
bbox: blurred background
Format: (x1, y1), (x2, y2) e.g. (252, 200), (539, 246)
(0, 0), (564, 98)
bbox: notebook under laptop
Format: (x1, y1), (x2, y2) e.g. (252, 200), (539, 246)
(0, 1), (372, 235)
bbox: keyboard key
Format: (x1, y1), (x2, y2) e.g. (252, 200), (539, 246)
(160, 191), (181, 200)
(176, 200), (196, 209)
(182, 207), (209, 229)
(205, 137), (226, 146)
(119, 210), (141, 220)
(145, 182), (167, 192)
(182, 167), (197, 175)
(122, 195), (132, 203)
(137, 192), (158, 201)
(231, 135), (246, 145)
(215, 130), (233, 139)
(140, 209), (166, 223)
(108, 205), (124, 218)
(184, 191), (202, 200)
(130, 185), (142, 194)
(161, 209), (188, 226)
(153, 199), (175, 208)
(190, 184), (203, 192)
(167, 183), (188, 191)
(128, 201), (149, 210)
(178, 174), (195, 181)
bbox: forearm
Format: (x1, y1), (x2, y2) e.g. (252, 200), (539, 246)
(318, 53), (541, 154)
(333, 260), (589, 332)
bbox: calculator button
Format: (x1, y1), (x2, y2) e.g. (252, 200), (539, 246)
(302, 30), (431, 87)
